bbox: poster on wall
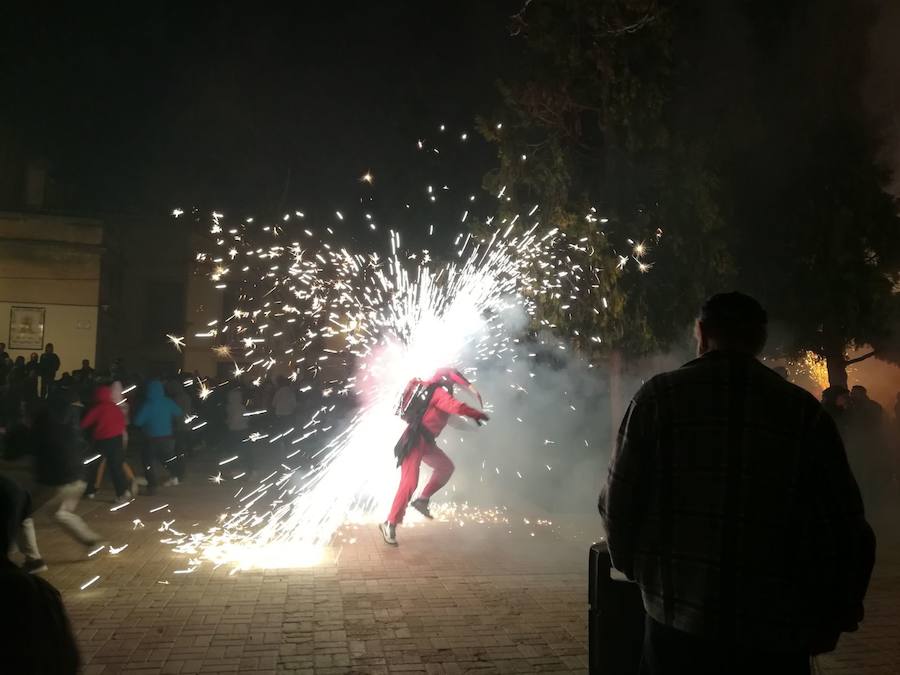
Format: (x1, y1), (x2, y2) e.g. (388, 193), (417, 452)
(9, 306), (45, 350)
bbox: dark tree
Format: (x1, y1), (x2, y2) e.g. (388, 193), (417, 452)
(484, 0), (900, 394)
(715, 0), (900, 387)
(480, 0), (732, 360)
(478, 0), (735, 441)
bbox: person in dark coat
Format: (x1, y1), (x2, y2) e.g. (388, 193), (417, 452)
(0, 474), (80, 674)
(5, 357), (28, 425)
(166, 377), (193, 458)
(73, 359), (94, 383)
(600, 292), (875, 675)
(32, 388), (103, 547)
(38, 343), (61, 399)
(25, 353), (40, 405)
(25, 353), (40, 376)
(822, 386), (851, 436)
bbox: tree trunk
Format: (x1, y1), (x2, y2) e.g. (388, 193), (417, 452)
(825, 351), (848, 390)
(609, 349), (624, 451)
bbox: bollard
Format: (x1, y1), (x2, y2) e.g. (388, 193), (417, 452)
(588, 540), (645, 674)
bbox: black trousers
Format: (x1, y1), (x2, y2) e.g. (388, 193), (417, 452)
(39, 374), (55, 399)
(640, 615), (811, 675)
(95, 436), (128, 498)
(141, 437), (183, 488)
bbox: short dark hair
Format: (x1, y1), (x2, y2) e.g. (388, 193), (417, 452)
(699, 292), (768, 355)
(823, 385), (849, 404)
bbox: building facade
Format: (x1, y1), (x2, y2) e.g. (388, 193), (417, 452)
(0, 211), (103, 374)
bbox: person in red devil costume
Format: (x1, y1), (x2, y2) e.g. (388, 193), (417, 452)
(379, 368), (489, 546)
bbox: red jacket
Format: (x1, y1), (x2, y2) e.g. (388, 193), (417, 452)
(421, 386), (485, 439)
(80, 386), (126, 441)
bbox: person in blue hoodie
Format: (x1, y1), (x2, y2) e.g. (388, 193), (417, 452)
(133, 380), (184, 495)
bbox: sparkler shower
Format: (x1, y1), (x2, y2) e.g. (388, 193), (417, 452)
(165, 150), (660, 571)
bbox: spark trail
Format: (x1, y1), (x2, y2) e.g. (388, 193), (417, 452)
(171, 185), (657, 570)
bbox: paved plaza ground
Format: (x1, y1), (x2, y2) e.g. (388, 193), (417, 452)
(7, 462), (900, 674)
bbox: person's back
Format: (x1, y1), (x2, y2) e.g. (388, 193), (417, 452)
(80, 386), (125, 441)
(38, 348), (60, 376)
(0, 474), (80, 674)
(621, 353), (861, 643)
(134, 380), (182, 438)
(33, 393), (83, 487)
(600, 292), (875, 674)
(134, 380), (184, 491)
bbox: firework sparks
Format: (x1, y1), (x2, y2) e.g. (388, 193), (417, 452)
(168, 185), (657, 570)
(80, 575), (101, 591)
(166, 334), (186, 351)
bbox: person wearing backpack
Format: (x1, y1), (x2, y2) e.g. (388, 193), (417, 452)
(379, 368), (488, 546)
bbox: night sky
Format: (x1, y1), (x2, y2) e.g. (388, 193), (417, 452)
(1, 2), (521, 240)
(2, 1), (898, 235)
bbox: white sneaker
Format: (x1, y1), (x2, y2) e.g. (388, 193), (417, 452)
(131, 477), (141, 497)
(163, 477), (179, 487)
(378, 522), (398, 546)
(135, 477), (149, 487)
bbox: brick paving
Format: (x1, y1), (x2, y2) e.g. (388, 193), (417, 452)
(10, 463), (900, 674)
(21, 468), (590, 675)
(813, 508), (900, 675)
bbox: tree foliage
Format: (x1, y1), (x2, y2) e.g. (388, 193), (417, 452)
(479, 0), (732, 360)
(483, 0), (900, 388)
(713, 0), (900, 386)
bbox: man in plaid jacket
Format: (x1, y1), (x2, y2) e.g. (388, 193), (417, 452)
(599, 292), (875, 675)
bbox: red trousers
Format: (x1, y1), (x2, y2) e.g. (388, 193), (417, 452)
(387, 439), (454, 524)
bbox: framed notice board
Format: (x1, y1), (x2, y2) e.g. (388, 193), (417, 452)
(9, 306), (45, 350)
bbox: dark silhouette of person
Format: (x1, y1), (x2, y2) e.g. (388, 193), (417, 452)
(600, 292), (875, 675)
(0, 474), (80, 674)
(38, 343), (61, 399)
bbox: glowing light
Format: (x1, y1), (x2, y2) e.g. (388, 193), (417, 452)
(166, 334), (186, 351)
(794, 351), (836, 390)
(80, 575), (100, 591)
(169, 199), (658, 571)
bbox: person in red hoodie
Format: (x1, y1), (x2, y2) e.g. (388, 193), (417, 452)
(380, 368), (489, 546)
(80, 385), (130, 503)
